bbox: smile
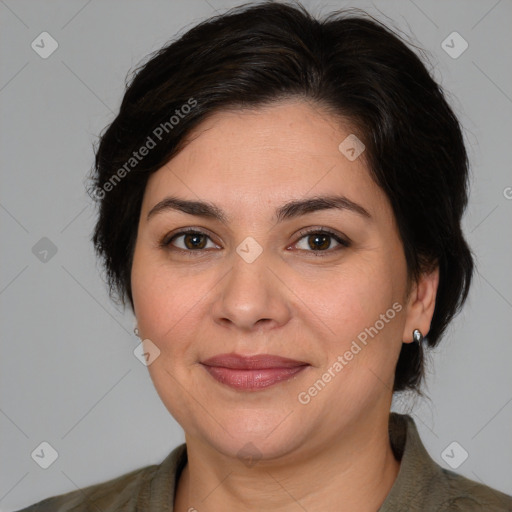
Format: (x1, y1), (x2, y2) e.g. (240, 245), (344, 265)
(201, 365), (309, 390)
(200, 353), (310, 391)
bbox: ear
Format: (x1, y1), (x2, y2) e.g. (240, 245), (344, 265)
(402, 266), (440, 343)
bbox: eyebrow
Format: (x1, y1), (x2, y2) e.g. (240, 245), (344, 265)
(146, 194), (372, 223)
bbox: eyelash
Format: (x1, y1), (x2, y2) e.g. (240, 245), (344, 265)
(159, 227), (351, 257)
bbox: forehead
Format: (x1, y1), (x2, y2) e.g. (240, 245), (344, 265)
(141, 100), (391, 223)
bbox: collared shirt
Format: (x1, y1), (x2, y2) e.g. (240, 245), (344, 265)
(15, 413), (512, 511)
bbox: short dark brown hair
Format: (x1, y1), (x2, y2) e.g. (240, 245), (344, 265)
(89, 1), (474, 393)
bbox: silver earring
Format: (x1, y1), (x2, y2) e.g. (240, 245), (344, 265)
(134, 326), (140, 338)
(412, 329), (423, 343)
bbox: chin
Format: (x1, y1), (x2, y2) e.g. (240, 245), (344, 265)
(205, 427), (305, 465)
(188, 404), (316, 463)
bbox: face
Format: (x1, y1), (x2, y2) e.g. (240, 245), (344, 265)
(131, 100), (422, 462)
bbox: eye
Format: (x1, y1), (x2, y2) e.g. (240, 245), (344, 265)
(159, 227), (350, 256)
(292, 228), (350, 255)
(160, 228), (219, 253)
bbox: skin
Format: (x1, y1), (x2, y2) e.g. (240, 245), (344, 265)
(130, 99), (439, 512)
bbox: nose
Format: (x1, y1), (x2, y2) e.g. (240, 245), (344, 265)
(211, 251), (292, 333)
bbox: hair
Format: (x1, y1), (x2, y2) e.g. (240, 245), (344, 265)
(89, 1), (474, 393)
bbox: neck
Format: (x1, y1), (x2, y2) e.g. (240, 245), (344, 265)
(174, 410), (400, 512)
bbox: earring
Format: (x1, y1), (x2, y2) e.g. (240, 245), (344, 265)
(134, 326), (140, 338)
(412, 329), (423, 343)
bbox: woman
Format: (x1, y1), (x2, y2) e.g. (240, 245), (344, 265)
(17, 2), (512, 511)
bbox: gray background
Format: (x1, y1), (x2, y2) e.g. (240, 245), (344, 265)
(1, 0), (511, 510)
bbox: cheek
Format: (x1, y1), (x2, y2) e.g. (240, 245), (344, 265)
(306, 260), (405, 379)
(131, 247), (178, 339)
(307, 260), (396, 331)
(131, 253), (214, 356)
(131, 256), (206, 419)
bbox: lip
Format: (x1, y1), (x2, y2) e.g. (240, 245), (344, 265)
(200, 353), (310, 391)
(201, 353), (308, 369)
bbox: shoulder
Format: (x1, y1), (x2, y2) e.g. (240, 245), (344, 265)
(14, 464), (157, 512)
(14, 443), (187, 512)
(383, 414), (512, 512)
(434, 467), (512, 511)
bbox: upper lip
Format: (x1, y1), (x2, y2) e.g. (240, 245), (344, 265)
(201, 353), (309, 369)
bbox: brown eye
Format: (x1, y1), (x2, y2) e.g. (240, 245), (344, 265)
(181, 232), (208, 250)
(161, 230), (218, 252)
(294, 229), (350, 254)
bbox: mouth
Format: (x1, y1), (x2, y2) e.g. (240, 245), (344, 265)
(200, 353), (310, 391)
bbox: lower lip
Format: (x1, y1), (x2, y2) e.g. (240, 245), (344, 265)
(201, 365), (308, 391)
